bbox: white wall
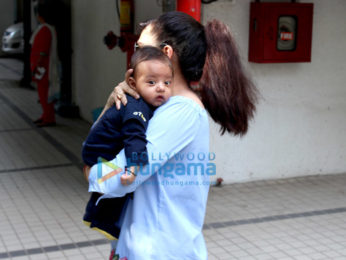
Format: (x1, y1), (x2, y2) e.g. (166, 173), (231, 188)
(203, 0), (346, 183)
(72, 0), (161, 122)
(72, 0), (346, 183)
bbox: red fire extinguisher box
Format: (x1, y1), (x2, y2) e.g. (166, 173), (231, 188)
(177, 0), (201, 22)
(248, 2), (313, 63)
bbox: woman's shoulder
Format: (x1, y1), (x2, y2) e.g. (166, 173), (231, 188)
(146, 95), (209, 146)
(148, 95), (208, 135)
(35, 24), (52, 39)
(39, 24), (51, 32)
(158, 95), (206, 116)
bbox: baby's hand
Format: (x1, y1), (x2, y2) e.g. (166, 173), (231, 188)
(120, 172), (136, 186)
(83, 165), (91, 182)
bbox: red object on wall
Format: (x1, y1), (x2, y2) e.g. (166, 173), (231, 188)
(248, 2), (313, 63)
(177, 0), (201, 21)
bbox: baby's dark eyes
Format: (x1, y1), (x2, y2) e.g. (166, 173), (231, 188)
(146, 80), (171, 86)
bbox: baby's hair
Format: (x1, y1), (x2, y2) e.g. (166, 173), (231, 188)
(130, 46), (173, 78)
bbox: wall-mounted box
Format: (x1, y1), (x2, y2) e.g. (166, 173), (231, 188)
(248, 2), (313, 63)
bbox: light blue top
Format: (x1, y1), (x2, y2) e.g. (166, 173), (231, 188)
(88, 96), (211, 259)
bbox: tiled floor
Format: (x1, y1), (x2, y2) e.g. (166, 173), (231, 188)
(0, 58), (346, 259)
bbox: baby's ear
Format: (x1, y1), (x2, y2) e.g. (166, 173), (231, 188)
(128, 77), (137, 90)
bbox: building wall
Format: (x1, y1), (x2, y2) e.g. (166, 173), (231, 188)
(71, 0), (346, 183)
(71, 0), (161, 122)
(204, 0), (346, 182)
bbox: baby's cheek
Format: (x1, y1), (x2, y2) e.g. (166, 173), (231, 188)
(166, 89), (173, 98)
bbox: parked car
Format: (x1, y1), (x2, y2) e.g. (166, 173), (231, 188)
(2, 23), (24, 54)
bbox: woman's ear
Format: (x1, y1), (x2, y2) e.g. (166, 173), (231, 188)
(163, 45), (174, 59)
(128, 77), (137, 90)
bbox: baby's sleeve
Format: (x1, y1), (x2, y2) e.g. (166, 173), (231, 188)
(121, 100), (152, 166)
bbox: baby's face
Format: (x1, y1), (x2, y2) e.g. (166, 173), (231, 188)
(134, 60), (173, 107)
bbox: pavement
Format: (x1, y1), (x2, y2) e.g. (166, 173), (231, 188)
(0, 58), (346, 260)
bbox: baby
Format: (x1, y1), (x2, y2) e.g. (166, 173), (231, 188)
(82, 46), (173, 240)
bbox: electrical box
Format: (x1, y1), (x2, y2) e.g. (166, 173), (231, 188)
(248, 2), (313, 63)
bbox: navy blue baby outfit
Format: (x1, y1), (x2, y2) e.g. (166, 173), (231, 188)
(82, 95), (154, 240)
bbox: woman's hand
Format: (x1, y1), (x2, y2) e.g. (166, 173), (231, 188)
(83, 165), (91, 182)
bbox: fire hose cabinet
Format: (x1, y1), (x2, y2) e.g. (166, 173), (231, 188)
(248, 2), (313, 63)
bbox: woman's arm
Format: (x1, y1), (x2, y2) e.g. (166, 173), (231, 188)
(88, 99), (200, 197)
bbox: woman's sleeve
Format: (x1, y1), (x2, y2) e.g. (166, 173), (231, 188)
(88, 100), (200, 197)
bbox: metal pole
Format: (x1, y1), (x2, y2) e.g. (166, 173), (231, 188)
(55, 0), (79, 117)
(21, 0), (32, 88)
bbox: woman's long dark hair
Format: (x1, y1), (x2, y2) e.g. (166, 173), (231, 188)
(149, 12), (258, 136)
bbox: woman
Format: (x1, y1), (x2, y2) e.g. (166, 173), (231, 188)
(30, 3), (59, 127)
(88, 11), (257, 259)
